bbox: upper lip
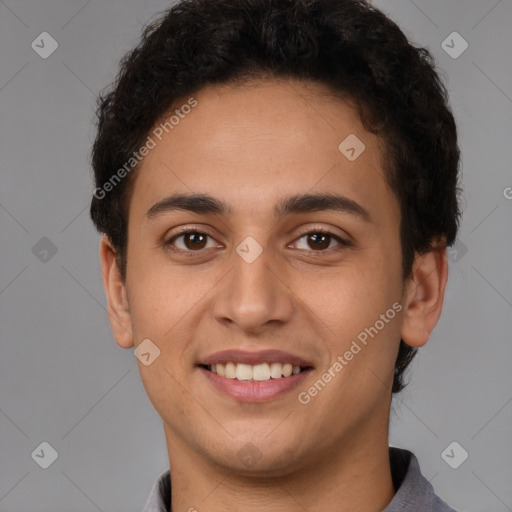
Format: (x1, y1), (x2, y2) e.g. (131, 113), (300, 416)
(198, 349), (314, 368)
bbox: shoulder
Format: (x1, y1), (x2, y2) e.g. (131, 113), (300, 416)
(384, 447), (458, 512)
(142, 469), (171, 512)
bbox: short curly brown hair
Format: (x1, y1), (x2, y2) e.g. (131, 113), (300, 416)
(90, 0), (461, 393)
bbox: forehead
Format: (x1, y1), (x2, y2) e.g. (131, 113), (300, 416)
(129, 78), (395, 223)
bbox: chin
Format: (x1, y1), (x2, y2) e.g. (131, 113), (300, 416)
(207, 434), (312, 478)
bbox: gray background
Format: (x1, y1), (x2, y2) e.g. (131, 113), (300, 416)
(0, 0), (511, 510)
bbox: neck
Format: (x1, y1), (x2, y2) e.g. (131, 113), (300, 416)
(163, 420), (395, 512)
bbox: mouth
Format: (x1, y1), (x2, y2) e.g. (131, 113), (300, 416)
(197, 350), (314, 402)
(199, 362), (312, 381)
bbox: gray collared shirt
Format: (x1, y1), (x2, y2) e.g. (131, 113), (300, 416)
(142, 447), (457, 511)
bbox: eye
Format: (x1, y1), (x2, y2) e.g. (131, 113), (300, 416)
(166, 230), (219, 254)
(291, 229), (351, 253)
(165, 227), (351, 256)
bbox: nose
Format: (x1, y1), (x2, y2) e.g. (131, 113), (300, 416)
(211, 240), (294, 335)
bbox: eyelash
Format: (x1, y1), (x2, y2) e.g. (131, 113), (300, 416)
(164, 227), (351, 257)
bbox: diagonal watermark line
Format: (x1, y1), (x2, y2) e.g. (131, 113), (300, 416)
(162, 162), (192, 191)
(163, 367), (234, 439)
(394, 394), (439, 438)
(0, 0), (28, 28)
(60, 265), (131, 335)
(275, 482), (309, 512)
(0, 265), (28, 296)
(368, 365), (394, 395)
(264, 263), (338, 340)
(0, 202), (29, 233)
(0, 407), (29, 439)
(428, 472), (439, 483)
(162, 162), (232, 236)
(61, 0), (92, 29)
(60, 204), (88, 233)
(408, 0), (439, 29)
(472, 470), (511, 510)
(264, 162), (338, 236)
(261, 158), (383, 238)
(60, 265), (105, 310)
(61, 471), (103, 511)
(287, 76), (389, 186)
(286, 80), (337, 131)
(61, 61), (96, 95)
(372, 368), (439, 438)
(61, 369), (132, 439)
(0, 472), (29, 503)
(469, 204), (499, 233)
(261, 262), (345, 369)
(263, 410), (294, 440)
(472, 60), (512, 105)
(199, 471), (233, 504)
(163, 266), (234, 338)
(0, 62), (29, 93)
(471, 0), (503, 29)
(471, 265), (512, 310)
(471, 394), (512, 440)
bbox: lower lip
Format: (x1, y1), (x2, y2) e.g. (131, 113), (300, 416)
(199, 367), (313, 402)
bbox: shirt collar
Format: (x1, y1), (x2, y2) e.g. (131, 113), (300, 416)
(382, 448), (456, 511)
(143, 447), (456, 512)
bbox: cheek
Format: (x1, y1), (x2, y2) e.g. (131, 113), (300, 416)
(314, 246), (402, 375)
(126, 246), (195, 325)
(127, 274), (197, 410)
(314, 251), (398, 315)
(125, 270), (179, 352)
(125, 261), (219, 373)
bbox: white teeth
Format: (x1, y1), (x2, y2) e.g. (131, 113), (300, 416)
(252, 363), (270, 381)
(282, 363), (293, 377)
(225, 362), (237, 379)
(207, 362), (304, 381)
(270, 362), (282, 378)
(216, 363), (225, 377)
(236, 363), (253, 381)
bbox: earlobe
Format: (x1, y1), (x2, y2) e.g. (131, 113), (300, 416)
(99, 235), (134, 349)
(400, 241), (449, 348)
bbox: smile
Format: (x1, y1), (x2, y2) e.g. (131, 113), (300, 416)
(197, 350), (315, 402)
(206, 362), (304, 381)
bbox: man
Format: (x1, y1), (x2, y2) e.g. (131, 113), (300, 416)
(90, 0), (461, 510)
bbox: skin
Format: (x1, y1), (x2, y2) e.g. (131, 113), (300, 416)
(100, 78), (448, 512)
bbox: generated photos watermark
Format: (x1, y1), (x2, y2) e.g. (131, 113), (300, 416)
(298, 301), (403, 404)
(93, 97), (198, 200)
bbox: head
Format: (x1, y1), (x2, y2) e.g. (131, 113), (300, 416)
(91, 0), (460, 474)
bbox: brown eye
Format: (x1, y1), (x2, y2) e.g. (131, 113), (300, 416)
(306, 233), (331, 250)
(182, 232), (207, 250)
(294, 229), (351, 254)
(293, 230), (349, 252)
(167, 231), (217, 252)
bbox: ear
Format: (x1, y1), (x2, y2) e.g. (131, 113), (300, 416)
(99, 235), (134, 349)
(400, 239), (449, 348)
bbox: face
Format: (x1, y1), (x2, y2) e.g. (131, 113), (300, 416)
(101, 78), (442, 476)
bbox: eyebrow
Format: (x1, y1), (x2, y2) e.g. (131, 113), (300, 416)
(145, 192), (371, 222)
